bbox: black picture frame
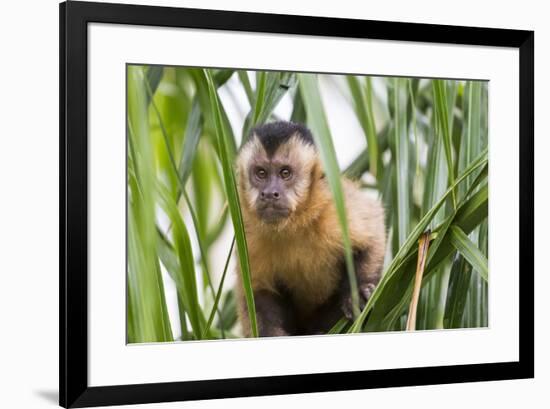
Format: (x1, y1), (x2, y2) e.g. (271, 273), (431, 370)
(60, 1), (534, 407)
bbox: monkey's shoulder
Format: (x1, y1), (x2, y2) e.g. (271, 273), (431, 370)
(340, 179), (386, 249)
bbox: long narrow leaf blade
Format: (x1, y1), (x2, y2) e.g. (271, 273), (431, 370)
(392, 78), (411, 246)
(347, 76), (379, 176)
(157, 183), (205, 338)
(433, 80), (457, 207)
(127, 65), (173, 343)
(449, 226), (488, 282)
(204, 69), (259, 337)
(298, 73), (359, 317)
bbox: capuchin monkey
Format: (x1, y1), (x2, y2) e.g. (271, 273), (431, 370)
(235, 121), (386, 337)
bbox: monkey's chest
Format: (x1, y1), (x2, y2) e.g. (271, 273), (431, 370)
(251, 238), (343, 311)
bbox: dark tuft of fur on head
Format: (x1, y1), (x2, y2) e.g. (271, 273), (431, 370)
(249, 121), (315, 157)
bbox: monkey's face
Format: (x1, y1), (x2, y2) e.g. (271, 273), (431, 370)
(237, 133), (319, 225)
(248, 159), (294, 223)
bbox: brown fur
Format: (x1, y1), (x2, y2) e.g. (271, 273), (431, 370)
(235, 131), (386, 337)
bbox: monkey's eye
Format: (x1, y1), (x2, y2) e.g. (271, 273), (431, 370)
(280, 168), (292, 180)
(255, 168), (267, 179)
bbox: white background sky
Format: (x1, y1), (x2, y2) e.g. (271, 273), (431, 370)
(0, 0), (546, 408)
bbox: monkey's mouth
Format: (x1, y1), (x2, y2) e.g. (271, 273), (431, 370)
(256, 204), (291, 223)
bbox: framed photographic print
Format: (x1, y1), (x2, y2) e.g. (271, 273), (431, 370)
(60, 1), (534, 407)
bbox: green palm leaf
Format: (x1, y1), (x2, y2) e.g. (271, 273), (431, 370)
(204, 69), (259, 337)
(299, 73), (360, 318)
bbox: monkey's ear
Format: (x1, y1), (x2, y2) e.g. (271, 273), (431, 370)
(311, 161), (325, 180)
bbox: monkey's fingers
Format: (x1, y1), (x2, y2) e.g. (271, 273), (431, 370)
(341, 296), (354, 320)
(360, 283), (376, 303)
(341, 292), (367, 320)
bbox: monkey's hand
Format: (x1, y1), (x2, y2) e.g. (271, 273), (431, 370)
(340, 283), (376, 320)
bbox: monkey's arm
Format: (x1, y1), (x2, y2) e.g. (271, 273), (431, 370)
(256, 289), (296, 337)
(340, 246), (385, 320)
(239, 287), (296, 337)
(338, 182), (386, 319)
(304, 247), (385, 333)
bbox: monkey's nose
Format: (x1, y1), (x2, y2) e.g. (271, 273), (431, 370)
(261, 190), (280, 201)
